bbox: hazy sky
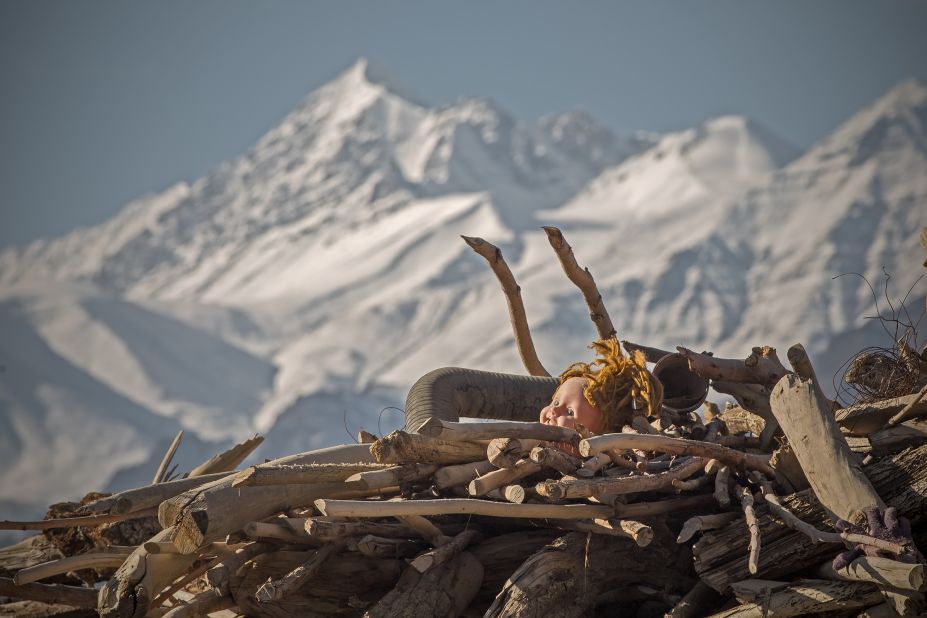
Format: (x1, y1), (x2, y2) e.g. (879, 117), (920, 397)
(1, 1), (925, 248)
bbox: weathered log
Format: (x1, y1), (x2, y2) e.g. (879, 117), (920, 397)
(579, 433), (774, 475)
(485, 485), (526, 504)
(677, 346), (788, 390)
(158, 443), (375, 554)
(818, 555), (925, 592)
(557, 518), (653, 546)
(433, 459), (496, 490)
(461, 235), (550, 377)
(888, 383), (927, 426)
(315, 498), (613, 520)
(233, 462), (388, 488)
(574, 451), (611, 477)
(355, 535), (426, 559)
(97, 527), (198, 618)
(484, 530), (692, 617)
(243, 521), (319, 545)
(486, 438), (542, 470)
(204, 541), (272, 596)
(705, 579), (882, 617)
(614, 494), (717, 518)
(836, 393), (927, 435)
(0, 535), (64, 578)
(416, 418), (578, 444)
(305, 519), (460, 541)
(370, 431), (485, 465)
(693, 444), (927, 592)
(188, 434), (264, 477)
(409, 529), (479, 573)
(770, 374), (884, 522)
(0, 577), (98, 609)
(468, 460), (541, 496)
(364, 551), (483, 618)
(230, 550), (403, 617)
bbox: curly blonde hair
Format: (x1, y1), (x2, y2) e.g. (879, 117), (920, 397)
(560, 339), (663, 431)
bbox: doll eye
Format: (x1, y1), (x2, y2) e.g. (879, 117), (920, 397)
(566, 408), (575, 417)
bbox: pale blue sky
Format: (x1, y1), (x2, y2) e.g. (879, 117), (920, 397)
(1, 1), (925, 247)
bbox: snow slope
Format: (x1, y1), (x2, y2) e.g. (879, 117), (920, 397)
(1, 60), (924, 520)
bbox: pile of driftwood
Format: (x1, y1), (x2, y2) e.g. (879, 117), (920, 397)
(1, 227), (926, 618)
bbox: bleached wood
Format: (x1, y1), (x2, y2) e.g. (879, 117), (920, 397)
(232, 462), (387, 487)
(737, 484), (761, 575)
(542, 226), (616, 340)
(579, 433), (774, 475)
(13, 552), (130, 585)
(770, 374), (884, 522)
(161, 590), (234, 618)
(677, 512), (741, 544)
(409, 529), (479, 573)
(836, 393), (927, 435)
(487, 438), (542, 469)
(315, 498), (613, 519)
(188, 434), (264, 477)
(888, 383), (927, 426)
(80, 472), (230, 515)
(255, 541), (342, 603)
(370, 430), (485, 464)
(0, 507), (158, 531)
(345, 463), (439, 490)
(0, 576), (98, 608)
(462, 235), (550, 376)
(529, 446), (582, 475)
(432, 459), (495, 489)
(355, 535), (426, 558)
(469, 459), (542, 496)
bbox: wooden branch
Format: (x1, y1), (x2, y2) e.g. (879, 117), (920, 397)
(487, 438), (542, 469)
(469, 459), (542, 496)
(416, 417), (578, 444)
(255, 541), (342, 603)
(712, 382), (772, 420)
(770, 374), (884, 522)
(486, 485), (526, 503)
(151, 550), (228, 607)
(529, 446), (582, 475)
(0, 576), (98, 608)
(705, 579), (882, 617)
(79, 472), (230, 515)
(737, 484), (761, 575)
(462, 235), (550, 376)
(575, 451), (611, 477)
(433, 459), (496, 489)
(232, 462), (387, 488)
(888, 383), (927, 426)
(409, 529), (479, 573)
(395, 515), (448, 546)
(13, 552), (129, 585)
(370, 430), (486, 464)
(595, 518), (653, 546)
(306, 518), (452, 540)
(154, 430), (184, 483)
(621, 340), (672, 364)
(243, 521), (318, 545)
(188, 434), (264, 477)
(345, 463), (439, 490)
(679, 346), (788, 391)
(850, 417), (927, 457)
(536, 456), (705, 499)
(161, 590), (234, 618)
(760, 489), (907, 554)
(819, 556), (925, 592)
(0, 507), (158, 531)
(579, 433), (774, 475)
(836, 392), (927, 435)
(542, 226), (616, 339)
(315, 498), (614, 519)
(677, 512), (741, 544)
(714, 466), (731, 508)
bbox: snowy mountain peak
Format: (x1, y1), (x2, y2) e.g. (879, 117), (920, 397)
(803, 79), (927, 168)
(335, 57), (425, 106)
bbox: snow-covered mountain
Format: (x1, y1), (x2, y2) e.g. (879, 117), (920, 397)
(1, 59), (925, 522)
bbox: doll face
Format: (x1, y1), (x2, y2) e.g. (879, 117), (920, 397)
(539, 376), (605, 435)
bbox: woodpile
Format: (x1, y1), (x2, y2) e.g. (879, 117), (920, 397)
(1, 227), (925, 617)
